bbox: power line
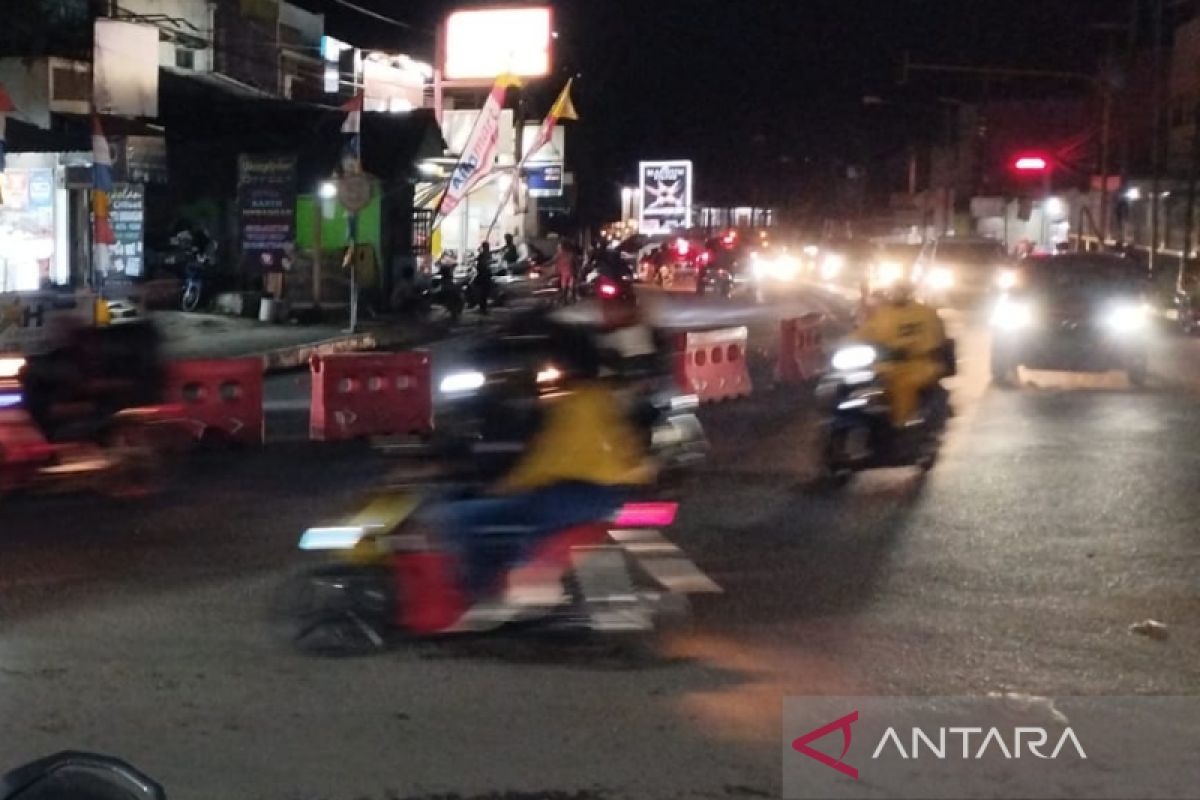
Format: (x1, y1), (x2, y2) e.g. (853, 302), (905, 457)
(327, 0), (415, 31)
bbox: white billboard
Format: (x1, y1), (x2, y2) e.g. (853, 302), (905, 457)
(93, 19), (159, 117)
(639, 160), (693, 234)
(443, 7), (553, 83)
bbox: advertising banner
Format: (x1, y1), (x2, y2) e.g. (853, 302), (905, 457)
(93, 20), (159, 117)
(238, 154), (296, 270)
(109, 184), (144, 278)
(639, 160), (692, 233)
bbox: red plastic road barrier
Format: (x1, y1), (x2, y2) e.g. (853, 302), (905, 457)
(673, 326), (752, 403)
(309, 351), (432, 442)
(777, 312), (827, 383)
(165, 358), (264, 445)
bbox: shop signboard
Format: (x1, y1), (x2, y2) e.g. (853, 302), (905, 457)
(238, 154), (296, 270)
(638, 160), (692, 234)
(109, 184), (144, 278)
(525, 163), (562, 198)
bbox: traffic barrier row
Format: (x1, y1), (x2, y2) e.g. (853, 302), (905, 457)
(673, 327), (753, 403)
(166, 357), (265, 445)
(776, 312), (828, 383)
(310, 351), (433, 442)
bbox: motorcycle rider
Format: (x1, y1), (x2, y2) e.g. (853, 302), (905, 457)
(473, 241), (494, 315)
(852, 278), (948, 428)
(434, 328), (654, 604)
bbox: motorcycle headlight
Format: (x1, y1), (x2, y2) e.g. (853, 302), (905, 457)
(536, 364), (563, 385)
(831, 344), (877, 371)
(439, 370), (486, 394)
(927, 267), (955, 290)
(820, 254), (845, 281)
(298, 526), (370, 550)
(0, 356), (26, 379)
(1106, 303), (1148, 332)
(875, 261), (905, 287)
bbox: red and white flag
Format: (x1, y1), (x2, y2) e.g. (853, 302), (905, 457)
(437, 73), (522, 220)
(341, 92), (363, 134)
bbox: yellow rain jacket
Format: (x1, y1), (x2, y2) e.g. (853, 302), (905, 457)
(854, 300), (947, 426)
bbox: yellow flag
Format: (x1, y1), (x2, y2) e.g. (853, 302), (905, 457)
(549, 78), (579, 122)
(495, 72), (524, 90)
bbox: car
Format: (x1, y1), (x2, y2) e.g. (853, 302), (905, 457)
(914, 237), (1009, 307)
(989, 253), (1151, 387)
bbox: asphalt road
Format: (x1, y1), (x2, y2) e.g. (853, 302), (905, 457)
(2, 291), (1199, 800)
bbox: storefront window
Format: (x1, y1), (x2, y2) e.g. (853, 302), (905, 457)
(0, 168), (65, 292)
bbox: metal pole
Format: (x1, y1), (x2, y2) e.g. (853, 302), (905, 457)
(312, 199), (322, 308)
(1100, 86), (1113, 245)
(1183, 97), (1200, 291)
(1150, 0), (1163, 277)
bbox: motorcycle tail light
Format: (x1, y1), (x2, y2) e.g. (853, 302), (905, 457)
(614, 502), (679, 528)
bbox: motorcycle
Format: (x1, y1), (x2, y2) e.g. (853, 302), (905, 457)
(278, 488), (720, 655)
(160, 230), (216, 312)
(435, 316), (707, 480)
(416, 255), (466, 322)
(1, 752), (165, 800)
(816, 340), (955, 486)
(0, 322), (187, 498)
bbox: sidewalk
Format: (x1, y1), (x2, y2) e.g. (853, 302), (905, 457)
(152, 311), (425, 371)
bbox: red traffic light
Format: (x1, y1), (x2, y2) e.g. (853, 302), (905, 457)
(1013, 155), (1049, 172)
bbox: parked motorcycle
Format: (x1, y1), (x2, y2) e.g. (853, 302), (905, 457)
(815, 341), (954, 486)
(159, 229), (216, 312)
(278, 488), (719, 656)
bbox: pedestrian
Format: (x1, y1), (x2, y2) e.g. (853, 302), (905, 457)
(474, 241), (494, 315)
(502, 233), (520, 271)
(554, 240), (576, 304)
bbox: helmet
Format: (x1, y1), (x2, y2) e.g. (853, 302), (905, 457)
(888, 279), (916, 304)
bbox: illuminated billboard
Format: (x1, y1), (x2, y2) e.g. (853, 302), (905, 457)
(639, 160), (693, 234)
(443, 7), (552, 83)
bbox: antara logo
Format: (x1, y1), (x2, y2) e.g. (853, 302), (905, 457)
(792, 711), (1088, 780)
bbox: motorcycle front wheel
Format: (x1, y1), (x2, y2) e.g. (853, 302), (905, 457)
(274, 565), (392, 656)
(181, 283), (201, 312)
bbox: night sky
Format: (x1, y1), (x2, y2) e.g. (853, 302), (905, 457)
(297, 0), (1155, 220)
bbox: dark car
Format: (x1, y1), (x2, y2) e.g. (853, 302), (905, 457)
(989, 254), (1151, 387)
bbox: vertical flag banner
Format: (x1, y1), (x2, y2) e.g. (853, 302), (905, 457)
(527, 78), (577, 161)
(435, 73), (522, 222)
(0, 82), (14, 203)
(341, 92), (363, 166)
(92, 115), (116, 245)
(485, 78), (578, 238)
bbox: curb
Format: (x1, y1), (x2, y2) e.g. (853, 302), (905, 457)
(259, 332), (379, 372)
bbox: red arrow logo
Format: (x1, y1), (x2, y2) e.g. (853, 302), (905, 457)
(791, 710), (859, 780)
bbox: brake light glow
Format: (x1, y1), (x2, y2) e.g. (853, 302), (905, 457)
(598, 280), (619, 298)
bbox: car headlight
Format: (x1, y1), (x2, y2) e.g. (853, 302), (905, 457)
(820, 254), (845, 281)
(803, 245), (820, 258)
(991, 296), (1033, 330)
(536, 364), (563, 385)
(772, 255), (800, 281)
(0, 356), (26, 379)
(439, 370), (486, 394)
(831, 344), (877, 371)
(927, 267), (955, 290)
(995, 268), (1019, 291)
(1106, 303), (1148, 332)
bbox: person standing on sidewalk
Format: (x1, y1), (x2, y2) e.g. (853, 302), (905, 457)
(474, 241), (494, 315)
(501, 233), (520, 272)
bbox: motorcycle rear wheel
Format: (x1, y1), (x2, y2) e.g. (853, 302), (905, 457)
(275, 566), (392, 656)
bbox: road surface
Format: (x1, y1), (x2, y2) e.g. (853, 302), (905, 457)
(2, 291), (1198, 799)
